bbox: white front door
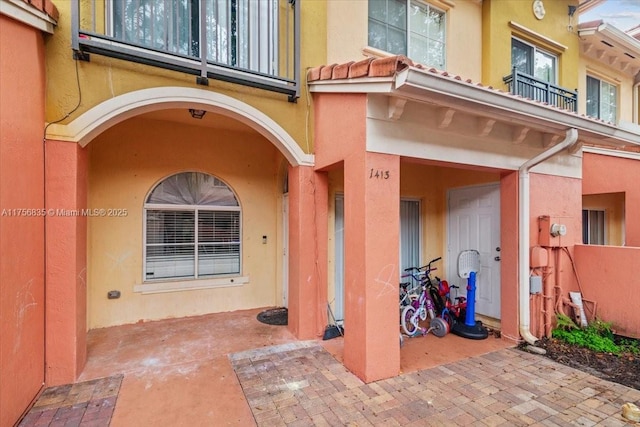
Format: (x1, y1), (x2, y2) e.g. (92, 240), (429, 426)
(447, 184), (501, 319)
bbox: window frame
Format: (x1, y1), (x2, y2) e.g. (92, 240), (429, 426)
(511, 36), (558, 84)
(586, 75), (618, 123)
(399, 198), (422, 280)
(142, 172), (242, 283)
(368, 0), (447, 69)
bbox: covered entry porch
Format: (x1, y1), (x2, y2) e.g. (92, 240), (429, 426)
(303, 56), (591, 382)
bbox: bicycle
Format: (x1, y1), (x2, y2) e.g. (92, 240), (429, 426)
(399, 268), (424, 309)
(439, 282), (467, 329)
(400, 257), (449, 338)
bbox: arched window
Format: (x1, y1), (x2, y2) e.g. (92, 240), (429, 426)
(144, 172), (241, 281)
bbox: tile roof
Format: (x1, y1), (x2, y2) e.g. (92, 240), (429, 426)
(307, 55), (419, 82)
(21, 0), (59, 22)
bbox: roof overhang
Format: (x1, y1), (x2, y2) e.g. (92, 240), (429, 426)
(578, 22), (640, 77)
(310, 65), (640, 150)
(0, 0), (57, 34)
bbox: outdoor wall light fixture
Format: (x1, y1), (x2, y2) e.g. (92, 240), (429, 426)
(567, 5), (577, 32)
(189, 108), (206, 119)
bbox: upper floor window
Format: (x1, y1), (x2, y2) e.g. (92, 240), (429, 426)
(144, 172), (241, 281)
(111, 0), (278, 74)
(586, 76), (617, 123)
(511, 38), (556, 83)
(368, 0), (446, 69)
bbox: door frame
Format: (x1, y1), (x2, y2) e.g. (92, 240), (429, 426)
(447, 183), (501, 320)
(282, 193), (288, 308)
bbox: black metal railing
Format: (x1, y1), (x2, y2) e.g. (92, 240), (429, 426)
(503, 67), (577, 112)
(71, 0), (300, 101)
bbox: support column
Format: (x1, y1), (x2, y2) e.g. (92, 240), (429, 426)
(500, 172), (519, 342)
(45, 140), (87, 386)
(344, 151), (400, 382)
(287, 165), (328, 339)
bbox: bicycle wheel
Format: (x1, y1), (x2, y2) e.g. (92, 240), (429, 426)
(401, 305), (418, 336)
(442, 309), (455, 329)
(430, 317), (449, 337)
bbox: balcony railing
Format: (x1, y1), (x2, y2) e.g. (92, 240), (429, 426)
(71, 0), (300, 101)
(503, 68), (577, 112)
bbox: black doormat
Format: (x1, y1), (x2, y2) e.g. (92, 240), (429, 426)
(257, 307), (288, 325)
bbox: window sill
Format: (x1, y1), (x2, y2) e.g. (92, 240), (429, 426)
(134, 276), (249, 294)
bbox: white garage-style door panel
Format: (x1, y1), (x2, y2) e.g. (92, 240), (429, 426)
(448, 184), (501, 319)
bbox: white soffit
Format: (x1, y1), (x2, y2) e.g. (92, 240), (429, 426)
(0, 0), (56, 33)
(579, 23), (640, 77)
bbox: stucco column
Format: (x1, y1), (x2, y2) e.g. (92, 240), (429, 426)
(500, 172), (519, 342)
(45, 140), (87, 385)
(343, 151), (400, 382)
(287, 165), (328, 340)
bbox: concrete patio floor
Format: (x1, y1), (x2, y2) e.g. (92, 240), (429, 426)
(19, 308), (640, 426)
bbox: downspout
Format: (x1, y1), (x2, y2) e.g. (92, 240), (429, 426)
(518, 128), (578, 345)
(633, 72), (640, 125)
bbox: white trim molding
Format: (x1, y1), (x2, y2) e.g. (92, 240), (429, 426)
(509, 21), (568, 52)
(45, 87), (314, 167)
(0, 0), (57, 33)
(583, 145), (640, 161)
(134, 275), (249, 294)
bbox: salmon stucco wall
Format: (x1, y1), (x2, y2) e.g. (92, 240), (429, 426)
(0, 14), (47, 426)
(583, 152), (640, 246)
(87, 117), (284, 328)
(574, 245), (640, 338)
(45, 140), (88, 385)
(528, 173), (582, 338)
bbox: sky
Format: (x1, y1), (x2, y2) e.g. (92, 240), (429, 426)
(579, 0), (640, 32)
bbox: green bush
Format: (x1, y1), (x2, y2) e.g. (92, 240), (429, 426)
(552, 315), (625, 355)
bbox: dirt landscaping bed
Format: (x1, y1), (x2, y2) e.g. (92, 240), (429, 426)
(534, 336), (640, 391)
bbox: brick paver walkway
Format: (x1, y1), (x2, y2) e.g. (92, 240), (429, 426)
(230, 342), (640, 426)
(18, 375), (123, 427)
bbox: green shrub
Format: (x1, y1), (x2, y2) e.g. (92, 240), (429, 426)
(619, 338), (640, 355)
(552, 315), (622, 355)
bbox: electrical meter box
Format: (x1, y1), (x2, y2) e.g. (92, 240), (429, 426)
(538, 215), (570, 247)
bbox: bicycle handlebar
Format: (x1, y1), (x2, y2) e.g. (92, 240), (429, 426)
(403, 257), (442, 275)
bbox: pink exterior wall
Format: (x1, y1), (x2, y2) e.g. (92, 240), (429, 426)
(287, 166), (328, 339)
(499, 172), (520, 342)
(0, 14), (47, 426)
(314, 93), (400, 382)
(583, 152), (640, 246)
(45, 140), (88, 385)
(574, 245), (640, 338)
(529, 173), (582, 338)
(343, 151), (400, 382)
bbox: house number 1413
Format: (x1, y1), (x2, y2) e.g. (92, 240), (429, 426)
(369, 169), (390, 179)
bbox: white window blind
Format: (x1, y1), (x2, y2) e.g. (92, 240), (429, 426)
(144, 172), (240, 281)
